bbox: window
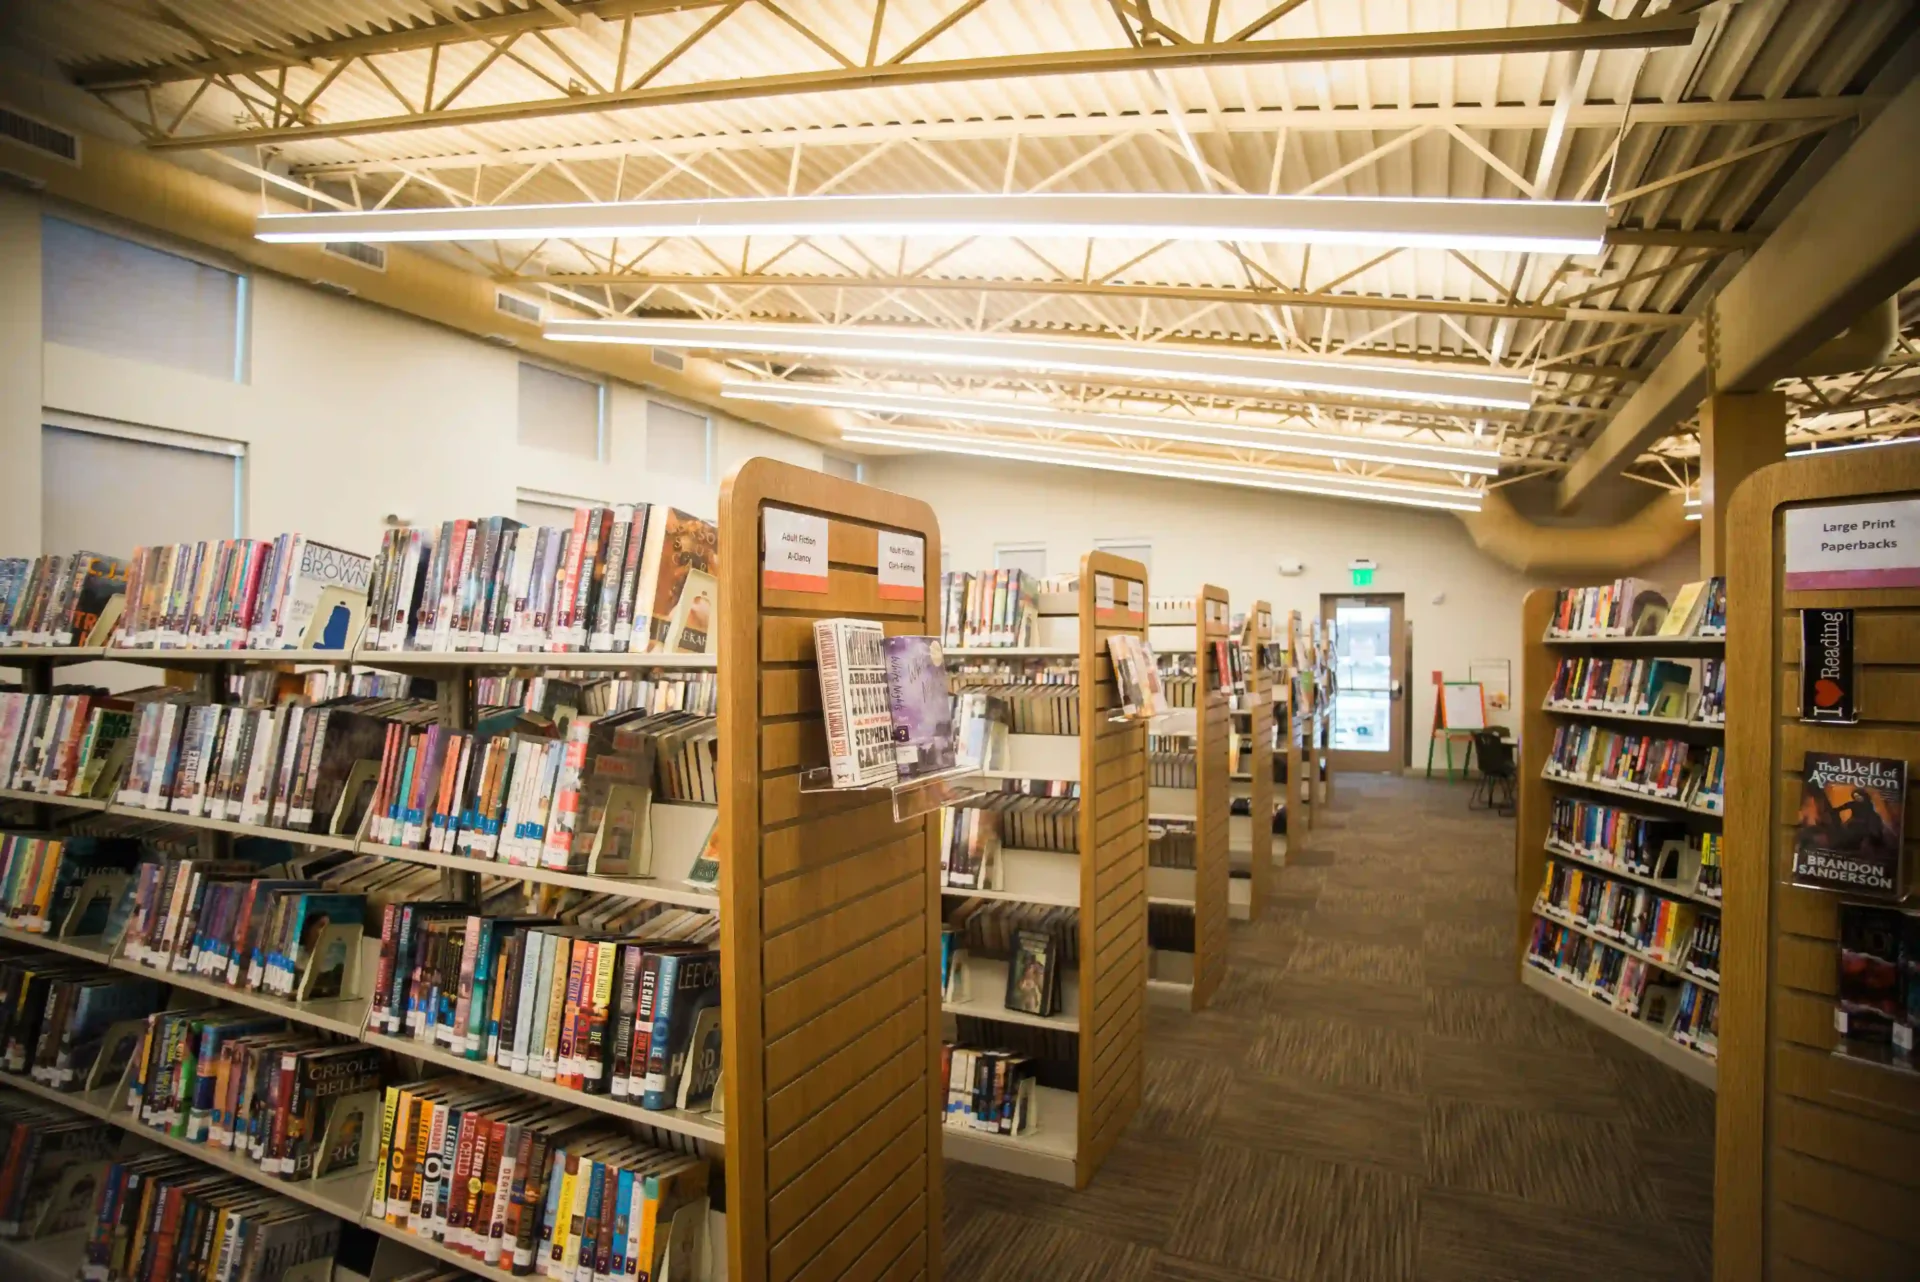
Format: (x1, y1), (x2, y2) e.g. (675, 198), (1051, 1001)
(822, 452), (861, 482)
(514, 488), (605, 530)
(994, 543), (1047, 579)
(517, 362), (604, 459)
(647, 400), (712, 481)
(41, 418), (243, 554)
(1095, 539), (1152, 574)
(41, 216), (244, 381)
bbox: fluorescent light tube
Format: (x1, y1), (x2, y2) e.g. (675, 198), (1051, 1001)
(1682, 497), (1701, 507)
(721, 379), (1502, 475)
(843, 424), (1485, 512)
(257, 192), (1608, 256)
(1684, 512), (1703, 521)
(550, 319), (1535, 411)
(1786, 436), (1917, 457)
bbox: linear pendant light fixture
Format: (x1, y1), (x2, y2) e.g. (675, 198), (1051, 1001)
(719, 379), (1503, 476)
(548, 319), (1535, 411)
(255, 192), (1609, 256)
(840, 424), (1485, 512)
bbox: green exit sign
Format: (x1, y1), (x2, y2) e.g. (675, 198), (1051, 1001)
(1350, 566), (1375, 587)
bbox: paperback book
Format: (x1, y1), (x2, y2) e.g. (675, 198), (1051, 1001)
(1791, 752), (1908, 897)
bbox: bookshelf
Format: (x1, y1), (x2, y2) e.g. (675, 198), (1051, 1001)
(1146, 586), (1231, 1012)
(1281, 610), (1316, 842)
(0, 457), (946, 1282)
(1515, 587), (1724, 1091)
(1229, 603), (1277, 920)
(1715, 452), (1920, 1282)
(937, 553), (1148, 1190)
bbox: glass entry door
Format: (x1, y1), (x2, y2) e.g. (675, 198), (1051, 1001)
(1320, 594), (1407, 771)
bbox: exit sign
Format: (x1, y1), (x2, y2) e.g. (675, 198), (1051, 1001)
(1350, 567), (1374, 587)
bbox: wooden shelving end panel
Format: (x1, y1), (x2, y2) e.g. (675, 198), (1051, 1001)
(1190, 585), (1232, 1013)
(718, 458), (943, 1282)
(1075, 550), (1149, 1190)
(1238, 600), (1275, 916)
(1716, 450), (1920, 1282)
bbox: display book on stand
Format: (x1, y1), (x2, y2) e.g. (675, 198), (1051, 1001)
(0, 474), (945, 1282)
(903, 559), (1147, 1188)
(1516, 574), (1728, 1088)
(1224, 604), (1277, 921)
(1142, 589), (1233, 1013)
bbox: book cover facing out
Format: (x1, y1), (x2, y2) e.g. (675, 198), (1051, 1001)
(1835, 903), (1902, 1051)
(880, 635), (955, 780)
(1800, 608), (1858, 723)
(1792, 752), (1908, 898)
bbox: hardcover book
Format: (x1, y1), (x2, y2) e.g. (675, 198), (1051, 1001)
(1003, 927), (1058, 1018)
(1835, 903), (1903, 1052)
(1791, 752), (1908, 897)
(813, 618), (898, 788)
(880, 635), (955, 779)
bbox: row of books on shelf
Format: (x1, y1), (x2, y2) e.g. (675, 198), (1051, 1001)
(1546, 798), (1722, 902)
(1526, 919), (1718, 1059)
(0, 835), (727, 1115)
(938, 807), (1076, 888)
(1149, 820), (1195, 871)
(0, 685), (721, 881)
(939, 569), (1077, 650)
(369, 1078), (709, 1276)
(0, 506), (721, 661)
(1534, 859), (1711, 972)
(0, 1088), (118, 1241)
(1147, 738), (1196, 789)
(1543, 724), (1725, 811)
(370, 903), (721, 1109)
(1837, 903), (1920, 1073)
(87, 1150), (340, 1282)
(946, 680), (1079, 737)
(941, 911), (1070, 1021)
(1547, 655), (1726, 724)
(941, 1043), (1040, 1137)
(1547, 576), (1727, 639)
(369, 507), (719, 657)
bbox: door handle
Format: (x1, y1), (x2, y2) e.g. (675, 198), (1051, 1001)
(1389, 680), (1404, 700)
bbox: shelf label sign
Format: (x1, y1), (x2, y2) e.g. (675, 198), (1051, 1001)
(1095, 573), (1116, 621)
(877, 531), (924, 601)
(1126, 580), (1145, 616)
(763, 507), (829, 593)
(1784, 498), (1920, 590)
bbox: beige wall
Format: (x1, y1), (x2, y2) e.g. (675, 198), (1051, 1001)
(2, 193), (825, 562)
(871, 451), (1701, 770)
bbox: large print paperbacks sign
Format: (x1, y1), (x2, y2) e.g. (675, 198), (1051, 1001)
(1784, 497), (1920, 590)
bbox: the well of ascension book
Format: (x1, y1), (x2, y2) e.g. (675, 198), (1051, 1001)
(1792, 752), (1908, 897)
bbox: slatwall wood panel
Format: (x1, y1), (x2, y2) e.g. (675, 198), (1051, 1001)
(1242, 602), (1276, 913)
(1193, 585), (1233, 1010)
(1717, 452), (1920, 1282)
(720, 459), (942, 1282)
(1076, 551), (1149, 1187)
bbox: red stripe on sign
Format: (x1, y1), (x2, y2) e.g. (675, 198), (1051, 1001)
(1785, 567), (1920, 590)
(876, 583), (925, 601)
(764, 569), (829, 593)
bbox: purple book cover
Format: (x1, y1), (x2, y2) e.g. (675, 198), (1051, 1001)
(881, 636), (955, 780)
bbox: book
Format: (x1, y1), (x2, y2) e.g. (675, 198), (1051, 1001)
(1791, 752), (1908, 897)
(1002, 927), (1060, 1018)
(880, 635), (955, 781)
(813, 618), (898, 788)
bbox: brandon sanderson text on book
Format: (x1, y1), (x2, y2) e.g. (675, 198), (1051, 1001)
(1791, 752), (1909, 898)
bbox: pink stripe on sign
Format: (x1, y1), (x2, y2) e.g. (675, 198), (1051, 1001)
(1785, 566), (1920, 590)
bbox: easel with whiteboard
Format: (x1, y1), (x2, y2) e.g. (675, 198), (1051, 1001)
(1425, 680), (1487, 780)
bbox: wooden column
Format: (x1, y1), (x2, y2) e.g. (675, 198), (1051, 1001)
(1699, 390), (1786, 577)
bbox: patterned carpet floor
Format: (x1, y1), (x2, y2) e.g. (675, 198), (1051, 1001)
(942, 772), (1715, 1282)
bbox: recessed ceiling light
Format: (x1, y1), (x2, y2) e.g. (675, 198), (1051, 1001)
(549, 319), (1535, 411)
(721, 379), (1502, 475)
(256, 192), (1609, 256)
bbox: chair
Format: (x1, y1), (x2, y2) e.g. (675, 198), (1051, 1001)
(1469, 730), (1516, 816)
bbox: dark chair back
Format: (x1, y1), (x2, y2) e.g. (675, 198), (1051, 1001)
(1472, 731), (1515, 778)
